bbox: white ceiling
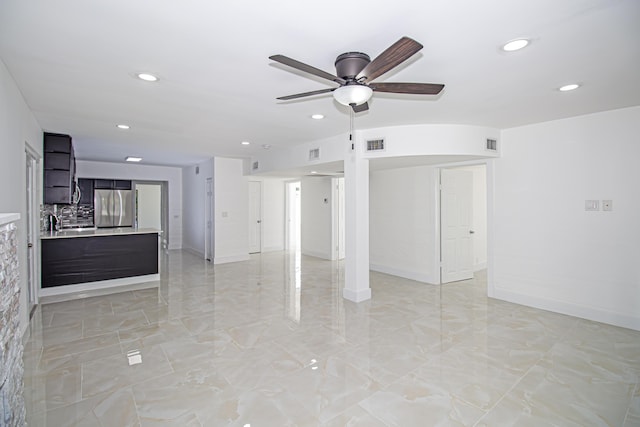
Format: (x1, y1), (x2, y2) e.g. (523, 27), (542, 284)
(1, 0), (639, 167)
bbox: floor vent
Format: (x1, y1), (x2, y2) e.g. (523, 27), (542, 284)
(309, 148), (320, 161)
(486, 138), (498, 151)
(252, 161), (259, 171)
(367, 138), (385, 151)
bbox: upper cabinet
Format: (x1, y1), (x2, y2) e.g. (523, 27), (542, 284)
(43, 133), (76, 204)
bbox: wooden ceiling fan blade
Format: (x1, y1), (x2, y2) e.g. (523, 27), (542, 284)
(276, 87), (335, 101)
(370, 82), (444, 95)
(270, 55), (345, 84)
(352, 102), (369, 113)
(356, 37), (423, 82)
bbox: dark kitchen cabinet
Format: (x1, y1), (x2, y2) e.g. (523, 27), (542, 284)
(43, 133), (75, 204)
(94, 179), (131, 190)
(78, 178), (94, 205)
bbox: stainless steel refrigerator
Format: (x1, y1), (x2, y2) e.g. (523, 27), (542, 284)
(94, 189), (133, 228)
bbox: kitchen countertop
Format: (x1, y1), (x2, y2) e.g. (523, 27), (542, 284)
(41, 227), (161, 240)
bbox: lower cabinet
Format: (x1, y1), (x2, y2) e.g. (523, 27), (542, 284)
(41, 233), (158, 287)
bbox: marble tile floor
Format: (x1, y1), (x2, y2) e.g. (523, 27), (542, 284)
(22, 250), (640, 426)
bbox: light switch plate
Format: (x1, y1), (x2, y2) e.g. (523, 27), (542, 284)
(585, 200), (599, 211)
(602, 200), (613, 211)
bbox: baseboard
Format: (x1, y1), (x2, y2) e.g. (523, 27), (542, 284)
(370, 263), (438, 285)
(492, 288), (640, 331)
(39, 274), (160, 302)
(474, 261), (487, 272)
(343, 287), (372, 302)
(214, 254), (250, 264)
(301, 249), (332, 260)
(182, 247), (205, 258)
(262, 245), (284, 253)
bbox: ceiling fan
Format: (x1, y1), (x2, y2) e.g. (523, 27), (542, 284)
(269, 37), (444, 113)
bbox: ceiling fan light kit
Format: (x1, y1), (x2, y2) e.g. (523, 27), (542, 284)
(333, 84), (373, 106)
(270, 36), (444, 113)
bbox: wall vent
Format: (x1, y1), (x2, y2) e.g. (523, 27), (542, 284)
(309, 148), (320, 161)
(366, 138), (385, 151)
(252, 161), (259, 171)
(486, 138), (498, 151)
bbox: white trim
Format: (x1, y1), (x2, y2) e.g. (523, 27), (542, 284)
(370, 263), (438, 285)
(474, 262), (487, 271)
(182, 246), (205, 258)
(343, 287), (372, 302)
(262, 245), (284, 253)
(0, 213), (20, 226)
(301, 249), (332, 260)
(213, 253), (250, 264)
(39, 274), (160, 299)
(492, 288), (640, 332)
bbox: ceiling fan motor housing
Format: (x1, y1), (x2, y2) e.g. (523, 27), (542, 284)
(335, 52), (370, 80)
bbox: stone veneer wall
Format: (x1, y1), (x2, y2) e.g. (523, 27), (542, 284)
(0, 221), (25, 427)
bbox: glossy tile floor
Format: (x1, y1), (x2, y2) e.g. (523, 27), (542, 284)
(23, 250), (640, 426)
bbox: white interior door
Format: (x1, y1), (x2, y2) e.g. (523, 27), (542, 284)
(248, 181), (262, 254)
(25, 148), (39, 314)
(205, 178), (213, 261)
(285, 181), (301, 251)
(441, 168), (474, 283)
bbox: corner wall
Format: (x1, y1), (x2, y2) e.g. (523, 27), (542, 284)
(182, 159), (214, 257)
(0, 59), (43, 336)
(492, 106), (640, 330)
(214, 157), (249, 264)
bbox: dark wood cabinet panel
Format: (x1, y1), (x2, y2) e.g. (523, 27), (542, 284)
(41, 233), (158, 287)
(94, 179), (132, 190)
(78, 178), (94, 205)
(43, 133), (72, 153)
(44, 132), (75, 204)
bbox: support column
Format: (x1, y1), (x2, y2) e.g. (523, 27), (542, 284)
(343, 141), (371, 302)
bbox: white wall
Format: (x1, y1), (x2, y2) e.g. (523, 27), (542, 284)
(492, 106), (640, 330)
(248, 177), (286, 252)
(181, 159), (214, 257)
(369, 165), (440, 284)
(214, 157), (249, 264)
(0, 58), (43, 336)
(76, 160), (183, 249)
(301, 176), (333, 260)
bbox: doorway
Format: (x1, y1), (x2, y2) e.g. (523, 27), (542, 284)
(248, 181), (262, 254)
(285, 181), (301, 252)
(440, 164), (487, 284)
(25, 146), (40, 316)
(133, 181), (168, 249)
(205, 177), (213, 261)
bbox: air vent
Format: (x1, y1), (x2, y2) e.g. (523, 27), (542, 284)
(252, 161), (259, 171)
(367, 138), (385, 151)
(486, 138), (498, 151)
(309, 148), (320, 161)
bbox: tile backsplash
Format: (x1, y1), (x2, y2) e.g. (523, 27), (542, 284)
(41, 204), (94, 232)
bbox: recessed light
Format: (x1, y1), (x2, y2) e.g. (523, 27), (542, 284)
(117, 124), (130, 130)
(137, 73), (158, 82)
(126, 156), (142, 162)
(559, 83), (580, 92)
(241, 141), (250, 145)
(502, 39), (530, 52)
(311, 114), (324, 120)
(310, 171), (318, 174)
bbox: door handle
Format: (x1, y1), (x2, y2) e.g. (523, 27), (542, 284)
(257, 220), (262, 224)
(28, 243), (33, 248)
(469, 230), (475, 234)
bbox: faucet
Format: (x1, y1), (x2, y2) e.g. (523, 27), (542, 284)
(47, 208), (60, 232)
